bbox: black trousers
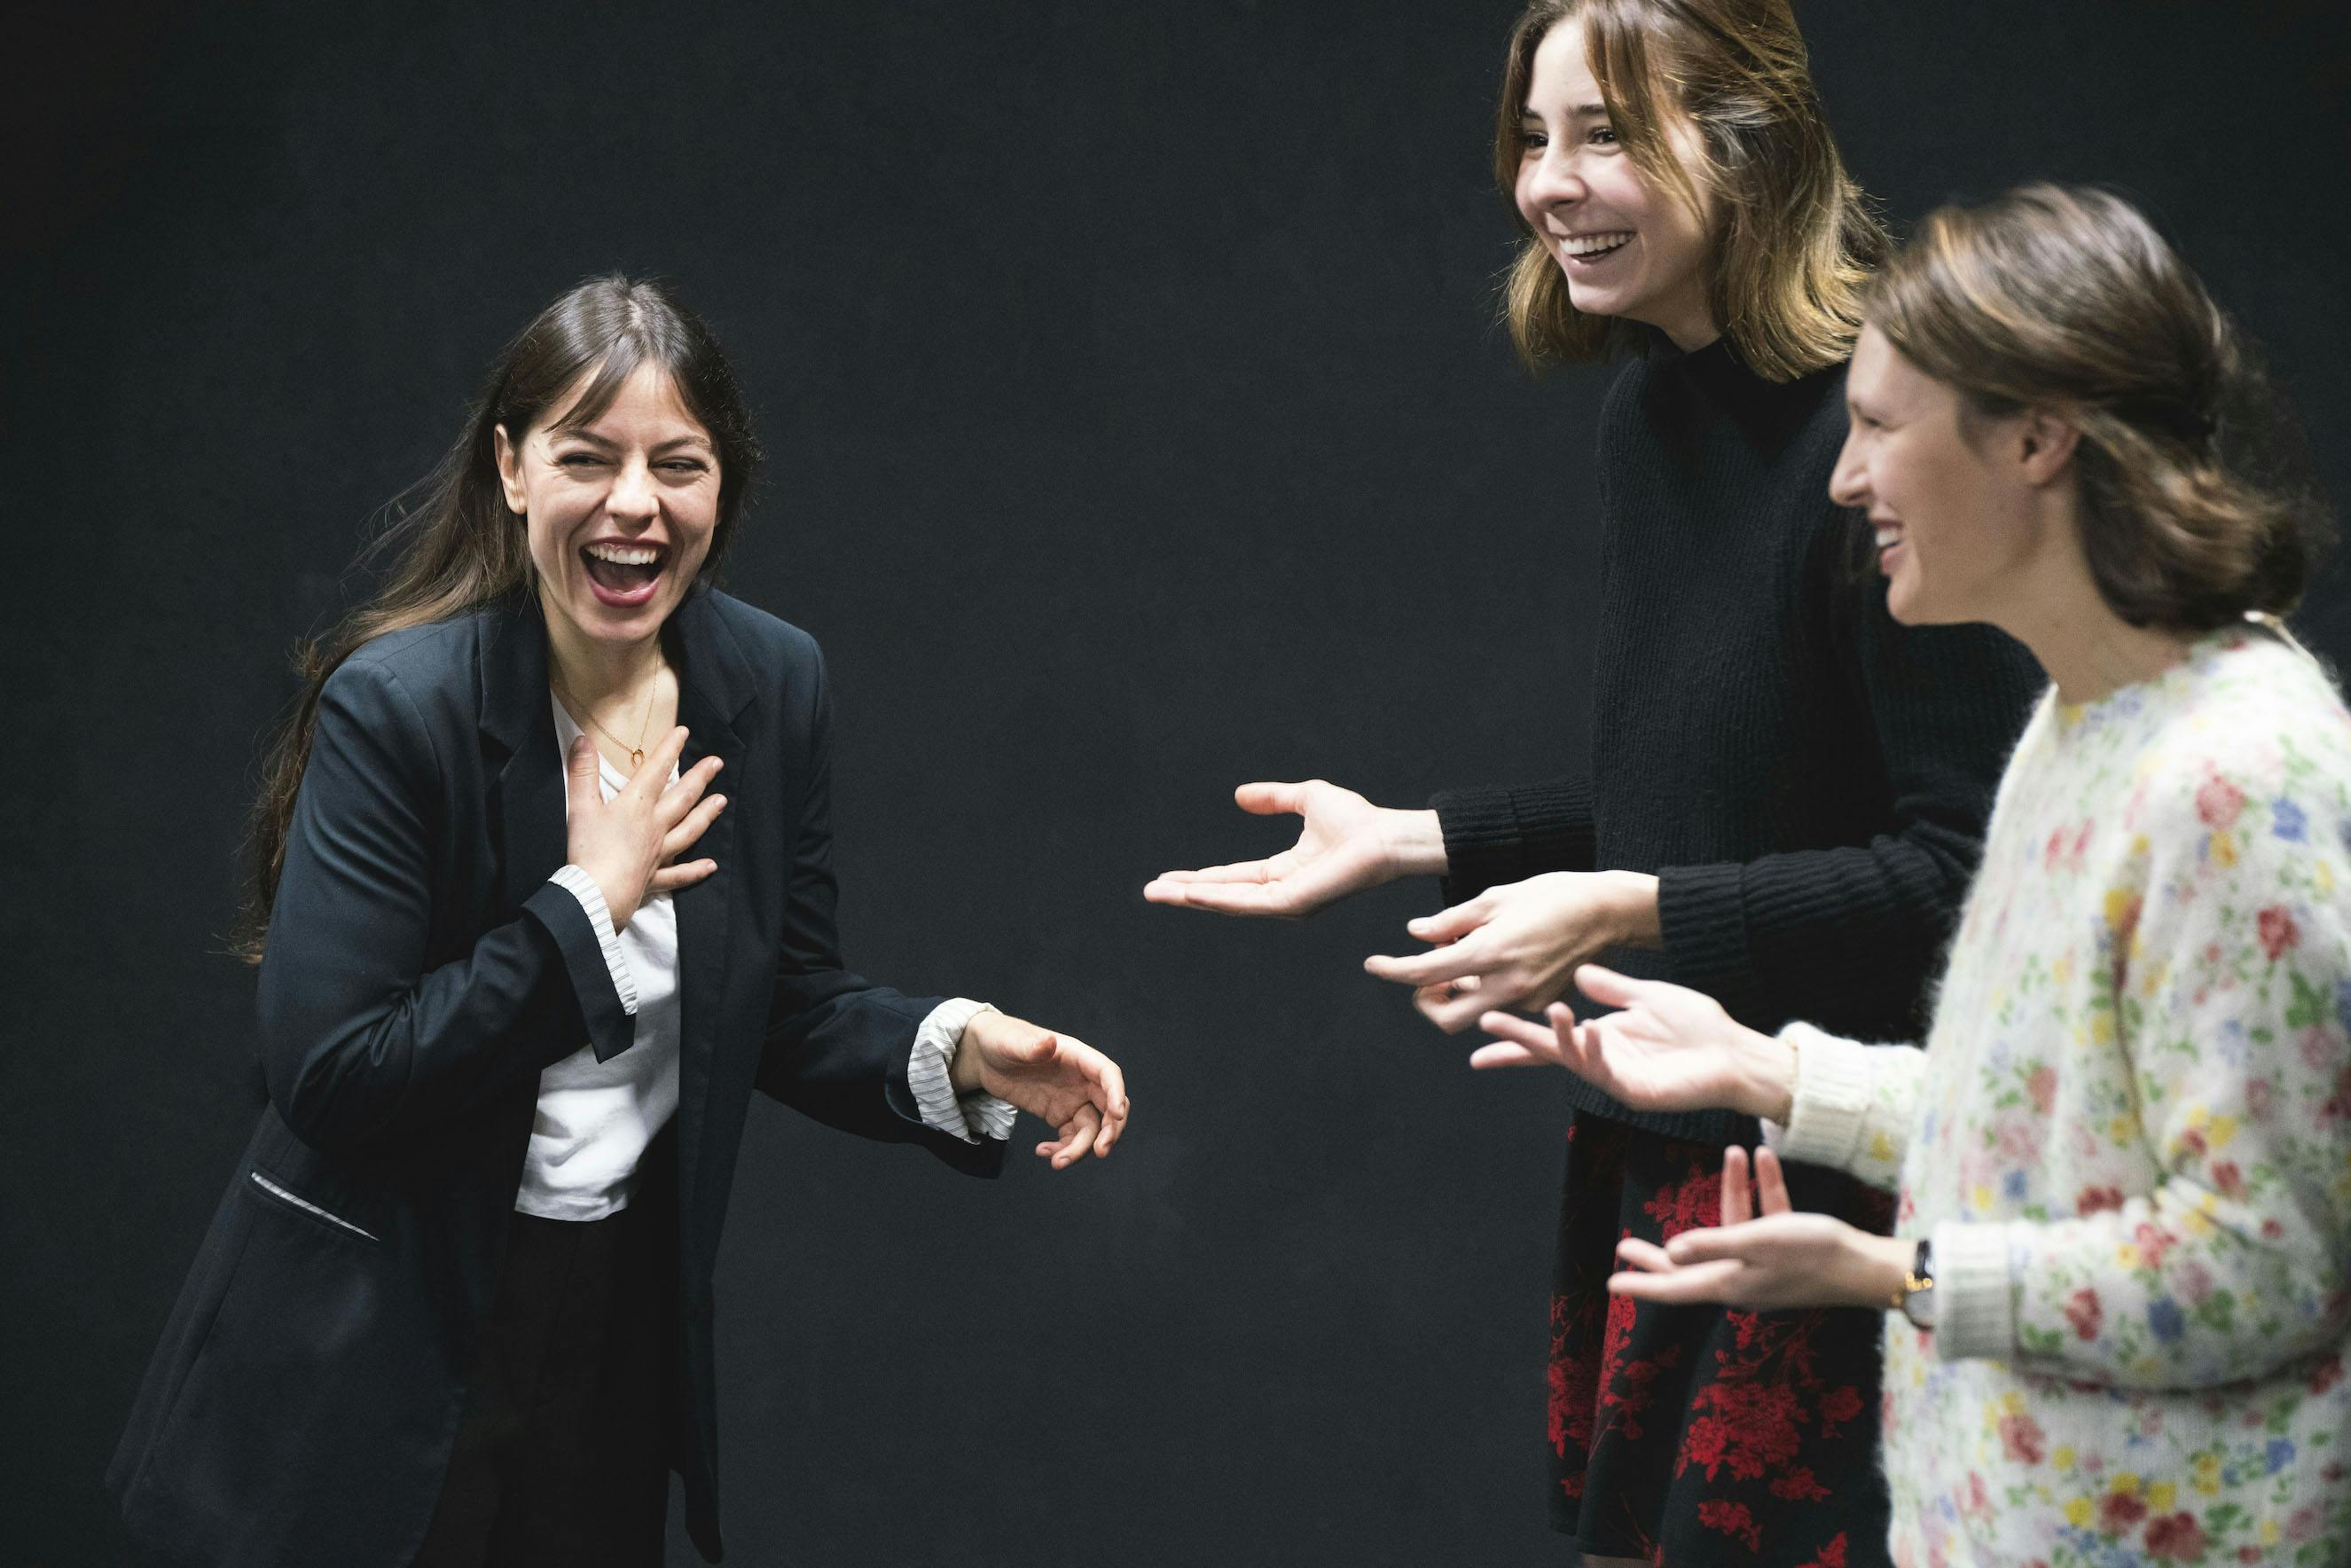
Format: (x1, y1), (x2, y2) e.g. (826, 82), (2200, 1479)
(410, 1203), (670, 1567)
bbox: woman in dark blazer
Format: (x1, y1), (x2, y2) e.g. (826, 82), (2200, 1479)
(107, 275), (1130, 1568)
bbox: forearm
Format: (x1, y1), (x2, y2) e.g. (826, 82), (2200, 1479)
(1935, 1195), (2349, 1386)
(1657, 833), (1971, 1037)
(259, 881), (623, 1151)
(1430, 776), (1595, 898)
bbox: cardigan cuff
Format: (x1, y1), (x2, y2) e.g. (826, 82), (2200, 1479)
(1766, 1022), (1874, 1172)
(1931, 1220), (2017, 1362)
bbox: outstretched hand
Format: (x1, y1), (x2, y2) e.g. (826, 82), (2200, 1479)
(1609, 1146), (1910, 1312)
(1142, 780), (1437, 919)
(956, 1012), (1131, 1169)
(1470, 963), (1796, 1122)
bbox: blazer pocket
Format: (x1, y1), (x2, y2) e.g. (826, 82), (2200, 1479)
(246, 1168), (380, 1243)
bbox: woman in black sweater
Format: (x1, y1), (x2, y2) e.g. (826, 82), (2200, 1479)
(1148, 3), (2038, 1563)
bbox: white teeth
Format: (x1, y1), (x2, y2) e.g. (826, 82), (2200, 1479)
(585, 543), (662, 566)
(1875, 529), (1900, 548)
(1562, 231), (1632, 257)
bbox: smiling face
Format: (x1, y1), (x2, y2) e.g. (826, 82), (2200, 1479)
(495, 360), (720, 653)
(1830, 325), (2047, 628)
(1513, 16), (1715, 349)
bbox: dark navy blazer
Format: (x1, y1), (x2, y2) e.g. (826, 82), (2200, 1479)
(109, 584), (1001, 1566)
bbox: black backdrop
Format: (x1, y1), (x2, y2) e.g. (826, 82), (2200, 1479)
(8, 3), (2348, 1564)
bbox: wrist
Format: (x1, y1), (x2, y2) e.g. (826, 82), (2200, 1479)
(1376, 808), (1449, 881)
(950, 1010), (999, 1096)
(1852, 1233), (1916, 1313)
(1731, 1027), (1799, 1124)
(1603, 870), (1662, 949)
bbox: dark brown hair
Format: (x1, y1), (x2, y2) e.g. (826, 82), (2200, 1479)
(1867, 184), (2328, 631)
(1493, 0), (1887, 380)
(233, 274), (763, 961)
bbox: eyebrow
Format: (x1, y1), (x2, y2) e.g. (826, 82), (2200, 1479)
(1520, 102), (1609, 121)
(549, 429), (714, 455)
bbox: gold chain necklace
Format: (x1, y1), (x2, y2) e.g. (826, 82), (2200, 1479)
(553, 670), (658, 769)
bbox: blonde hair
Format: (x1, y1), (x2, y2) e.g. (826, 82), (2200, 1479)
(1869, 184), (2328, 631)
(1493, 0), (1885, 380)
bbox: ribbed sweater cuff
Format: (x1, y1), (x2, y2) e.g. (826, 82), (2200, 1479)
(1766, 1023), (1873, 1171)
(1656, 861), (1756, 1015)
(1430, 778), (1595, 902)
(1932, 1221), (2016, 1362)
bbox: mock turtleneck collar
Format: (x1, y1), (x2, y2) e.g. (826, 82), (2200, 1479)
(1642, 325), (1838, 447)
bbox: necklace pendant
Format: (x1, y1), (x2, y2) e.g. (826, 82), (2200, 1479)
(630, 748), (645, 769)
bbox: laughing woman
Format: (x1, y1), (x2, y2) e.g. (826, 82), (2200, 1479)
(1148, 2), (2036, 1561)
(1486, 186), (2350, 1566)
(107, 276), (1130, 1568)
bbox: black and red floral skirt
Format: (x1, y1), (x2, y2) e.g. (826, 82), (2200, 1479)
(1548, 1115), (1896, 1567)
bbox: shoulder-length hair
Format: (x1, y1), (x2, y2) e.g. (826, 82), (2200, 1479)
(1494, 0), (1887, 380)
(232, 274), (763, 962)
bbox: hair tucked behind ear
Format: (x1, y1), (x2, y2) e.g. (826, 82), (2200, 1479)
(1866, 184), (2329, 631)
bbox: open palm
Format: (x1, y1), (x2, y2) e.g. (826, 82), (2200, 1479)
(1142, 780), (1396, 919)
(1472, 964), (1784, 1120)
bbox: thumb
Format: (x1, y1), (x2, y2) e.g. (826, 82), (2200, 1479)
(1234, 781), (1305, 817)
(566, 733), (601, 790)
(1572, 962), (1647, 1009)
(1407, 897), (1485, 945)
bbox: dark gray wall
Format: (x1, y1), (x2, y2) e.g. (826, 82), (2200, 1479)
(7, 2), (2347, 1564)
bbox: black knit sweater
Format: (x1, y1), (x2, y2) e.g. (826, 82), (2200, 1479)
(1434, 333), (2044, 1142)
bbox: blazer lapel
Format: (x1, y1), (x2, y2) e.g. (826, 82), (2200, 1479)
(663, 586), (757, 1228)
(476, 593), (569, 923)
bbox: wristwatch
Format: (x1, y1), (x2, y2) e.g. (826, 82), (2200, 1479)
(1895, 1237), (1936, 1329)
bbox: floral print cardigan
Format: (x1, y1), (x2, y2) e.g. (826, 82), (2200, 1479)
(1768, 627), (2351, 1567)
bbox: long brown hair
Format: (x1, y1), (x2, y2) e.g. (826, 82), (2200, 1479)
(1867, 184), (2328, 631)
(233, 274), (764, 962)
(1493, 0), (1886, 380)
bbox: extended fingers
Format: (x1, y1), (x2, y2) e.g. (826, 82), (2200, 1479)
(1608, 1258), (1750, 1305)
(656, 754), (724, 822)
(1754, 1146), (1793, 1216)
(662, 791), (728, 861)
(647, 858), (718, 894)
(1405, 898), (1487, 946)
(1141, 874), (1296, 916)
(1473, 1008), (1565, 1065)
(1570, 962), (1650, 1009)
(1720, 1146), (1752, 1227)
(1364, 943), (1485, 988)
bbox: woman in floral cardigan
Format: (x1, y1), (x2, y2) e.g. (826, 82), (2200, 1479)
(1475, 184), (2349, 1566)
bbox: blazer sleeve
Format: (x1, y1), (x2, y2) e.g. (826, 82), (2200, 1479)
(753, 645), (1003, 1177)
(256, 655), (629, 1153)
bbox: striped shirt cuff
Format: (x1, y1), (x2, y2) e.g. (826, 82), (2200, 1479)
(908, 999), (1017, 1144)
(1931, 1220), (2018, 1362)
(549, 865), (639, 1017)
(1764, 1022), (1871, 1171)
